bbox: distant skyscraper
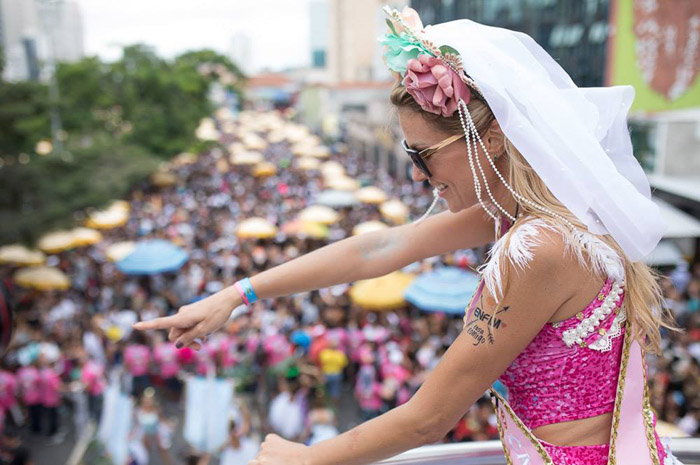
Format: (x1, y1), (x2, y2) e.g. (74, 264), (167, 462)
(52, 0), (84, 63)
(230, 32), (252, 75)
(1, 0), (41, 81)
(326, 0), (406, 83)
(0, 0), (84, 81)
(309, 0), (327, 68)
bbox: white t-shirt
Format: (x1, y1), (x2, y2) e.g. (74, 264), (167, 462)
(220, 437), (259, 465)
(268, 392), (305, 440)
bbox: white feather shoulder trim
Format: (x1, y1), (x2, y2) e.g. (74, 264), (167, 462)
(478, 217), (625, 300)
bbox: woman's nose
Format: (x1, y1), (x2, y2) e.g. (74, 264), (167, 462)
(411, 164), (428, 183)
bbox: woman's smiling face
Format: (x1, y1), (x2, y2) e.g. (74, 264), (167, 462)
(398, 108), (503, 214)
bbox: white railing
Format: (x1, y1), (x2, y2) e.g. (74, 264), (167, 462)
(375, 438), (700, 465)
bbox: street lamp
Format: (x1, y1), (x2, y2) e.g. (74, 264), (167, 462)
(36, 0), (65, 155)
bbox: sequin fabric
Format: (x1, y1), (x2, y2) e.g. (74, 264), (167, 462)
(498, 278), (668, 464)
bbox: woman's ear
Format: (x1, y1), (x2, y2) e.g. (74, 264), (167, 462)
(485, 119), (506, 160)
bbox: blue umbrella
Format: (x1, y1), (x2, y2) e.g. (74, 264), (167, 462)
(116, 239), (189, 275)
(404, 267), (480, 314)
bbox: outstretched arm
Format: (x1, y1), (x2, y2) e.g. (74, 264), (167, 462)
(252, 233), (577, 465)
(133, 204), (494, 348)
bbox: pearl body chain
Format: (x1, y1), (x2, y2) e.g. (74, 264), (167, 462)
(457, 99), (577, 231)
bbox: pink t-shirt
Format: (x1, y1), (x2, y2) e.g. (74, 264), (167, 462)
(245, 333), (261, 355)
(154, 343), (180, 379)
(0, 371), (17, 409)
(219, 336), (238, 369)
(263, 334), (292, 367)
(17, 366), (41, 405)
(347, 328), (365, 362)
(355, 365), (382, 411)
(39, 367), (61, 407)
(326, 328), (349, 353)
(124, 344), (151, 376)
(81, 360), (106, 396)
(380, 362), (410, 384)
(195, 341), (218, 376)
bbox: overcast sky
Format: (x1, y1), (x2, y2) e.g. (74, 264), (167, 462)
(74, 0), (312, 72)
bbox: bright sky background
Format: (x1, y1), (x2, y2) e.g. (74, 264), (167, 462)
(75, 0), (312, 72)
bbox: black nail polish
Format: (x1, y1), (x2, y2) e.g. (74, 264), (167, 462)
(176, 342), (183, 349)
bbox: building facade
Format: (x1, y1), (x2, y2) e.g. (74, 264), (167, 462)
(410, 0), (610, 88)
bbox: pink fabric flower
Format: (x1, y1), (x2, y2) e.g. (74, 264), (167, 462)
(402, 54), (472, 117)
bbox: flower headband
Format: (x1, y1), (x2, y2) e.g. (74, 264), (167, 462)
(379, 6), (482, 117)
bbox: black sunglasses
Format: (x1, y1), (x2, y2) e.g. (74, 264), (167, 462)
(401, 134), (465, 178)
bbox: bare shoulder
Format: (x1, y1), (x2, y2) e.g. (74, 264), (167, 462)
(480, 217), (591, 304)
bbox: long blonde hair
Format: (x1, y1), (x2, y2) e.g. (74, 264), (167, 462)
(390, 82), (676, 354)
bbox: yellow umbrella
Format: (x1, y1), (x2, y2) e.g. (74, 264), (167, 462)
(173, 152), (197, 166)
(242, 135), (268, 151)
(352, 221), (389, 236)
(151, 171), (177, 187)
(14, 266), (71, 291)
(253, 162), (277, 178)
(111, 200), (130, 212)
(70, 228), (103, 247)
(228, 142), (245, 156)
(292, 143), (330, 159)
(298, 206), (339, 225)
(231, 151), (263, 166)
(281, 220), (329, 239)
(38, 231), (75, 254)
(85, 204), (129, 229)
(236, 218), (278, 239)
(305, 145), (330, 158)
(356, 186), (388, 204)
(380, 199), (409, 224)
(105, 241), (136, 262)
(325, 176), (359, 191)
(320, 161), (345, 177)
(349, 272), (415, 310)
(0, 245), (46, 266)
(297, 157), (320, 171)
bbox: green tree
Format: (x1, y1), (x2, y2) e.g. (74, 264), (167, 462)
(0, 45), (244, 245)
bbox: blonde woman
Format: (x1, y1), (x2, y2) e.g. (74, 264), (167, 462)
(135, 7), (681, 465)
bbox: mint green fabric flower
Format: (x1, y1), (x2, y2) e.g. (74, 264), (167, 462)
(379, 32), (432, 75)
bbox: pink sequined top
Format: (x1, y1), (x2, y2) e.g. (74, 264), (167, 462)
(498, 278), (667, 463)
(499, 278), (623, 429)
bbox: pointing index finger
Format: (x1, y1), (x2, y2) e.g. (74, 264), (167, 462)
(132, 315), (177, 331)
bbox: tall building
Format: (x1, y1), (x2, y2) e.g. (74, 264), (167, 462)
(327, 0), (406, 83)
(0, 0), (84, 81)
(52, 0), (84, 63)
(1, 0), (42, 81)
(410, 0), (610, 87)
(309, 0), (327, 69)
(229, 33), (252, 76)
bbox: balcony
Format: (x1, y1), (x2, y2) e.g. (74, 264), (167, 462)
(375, 438), (700, 465)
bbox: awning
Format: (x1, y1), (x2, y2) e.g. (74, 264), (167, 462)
(649, 174), (700, 204)
(654, 198), (700, 238)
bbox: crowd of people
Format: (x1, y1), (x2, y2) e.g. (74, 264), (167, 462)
(0, 110), (697, 465)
